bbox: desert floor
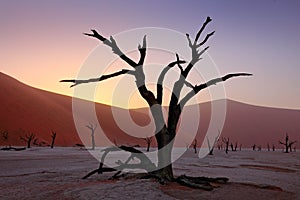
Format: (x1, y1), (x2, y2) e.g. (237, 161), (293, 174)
(0, 147), (299, 200)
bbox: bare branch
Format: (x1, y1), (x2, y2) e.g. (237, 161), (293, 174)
(197, 31), (215, 47)
(183, 17), (213, 78)
(84, 29), (137, 67)
(184, 80), (194, 89)
(179, 73), (252, 108)
(194, 16), (212, 44)
(60, 69), (134, 87)
(167, 17), (214, 128)
(186, 33), (193, 48)
(137, 35), (147, 66)
(156, 55), (186, 105)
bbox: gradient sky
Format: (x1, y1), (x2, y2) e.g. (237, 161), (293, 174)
(1, 0), (299, 109)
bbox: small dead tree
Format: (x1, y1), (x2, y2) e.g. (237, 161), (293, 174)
(230, 143), (234, 151)
(33, 138), (39, 146)
(222, 137), (229, 154)
(86, 123), (97, 150)
(192, 139), (197, 154)
(252, 144), (256, 151)
(20, 133), (35, 148)
(279, 134), (296, 153)
(272, 144), (275, 151)
(257, 145), (262, 151)
(267, 143), (270, 151)
(143, 136), (153, 152)
(234, 142), (238, 151)
(51, 130), (57, 148)
(1, 130), (9, 146)
(207, 131), (221, 155)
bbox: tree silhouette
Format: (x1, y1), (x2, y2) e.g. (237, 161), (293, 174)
(51, 130), (57, 149)
(207, 130), (220, 155)
(143, 136), (153, 152)
(279, 134), (296, 153)
(192, 139), (198, 154)
(0, 130), (8, 145)
(222, 137), (230, 154)
(20, 132), (35, 148)
(61, 17), (251, 188)
(86, 123), (97, 150)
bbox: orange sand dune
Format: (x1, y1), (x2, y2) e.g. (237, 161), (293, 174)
(0, 72), (299, 148)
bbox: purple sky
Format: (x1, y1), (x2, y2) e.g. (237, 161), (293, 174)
(0, 0), (299, 109)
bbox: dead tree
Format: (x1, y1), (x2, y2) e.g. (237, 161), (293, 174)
(33, 138), (39, 146)
(279, 134), (296, 153)
(143, 136), (153, 152)
(207, 131), (221, 155)
(61, 16), (251, 189)
(267, 143), (270, 151)
(272, 144), (275, 151)
(192, 139), (197, 154)
(0, 130), (9, 146)
(221, 137), (230, 154)
(234, 142), (237, 151)
(230, 143), (234, 151)
(86, 123), (97, 150)
(257, 145), (261, 151)
(20, 133), (35, 148)
(252, 144), (256, 151)
(51, 130), (57, 148)
(1, 130), (8, 141)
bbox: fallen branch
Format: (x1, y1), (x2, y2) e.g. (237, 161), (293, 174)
(1, 147), (26, 151)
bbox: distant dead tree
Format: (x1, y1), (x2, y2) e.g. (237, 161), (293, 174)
(0, 130), (9, 146)
(192, 139), (197, 154)
(143, 136), (153, 152)
(230, 142), (238, 152)
(267, 143), (270, 151)
(222, 137), (229, 154)
(33, 138), (39, 146)
(272, 144), (275, 151)
(86, 123), (97, 150)
(220, 143), (223, 150)
(51, 130), (57, 148)
(207, 131), (221, 155)
(230, 143), (234, 151)
(20, 133), (35, 148)
(1, 130), (8, 141)
(257, 145), (261, 151)
(279, 134), (296, 153)
(252, 144), (256, 151)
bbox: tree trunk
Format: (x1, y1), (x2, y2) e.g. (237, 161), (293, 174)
(146, 143), (150, 152)
(91, 133), (95, 150)
(154, 126), (175, 181)
(27, 139), (31, 148)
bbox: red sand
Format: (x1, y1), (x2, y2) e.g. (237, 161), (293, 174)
(0, 72), (299, 148)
